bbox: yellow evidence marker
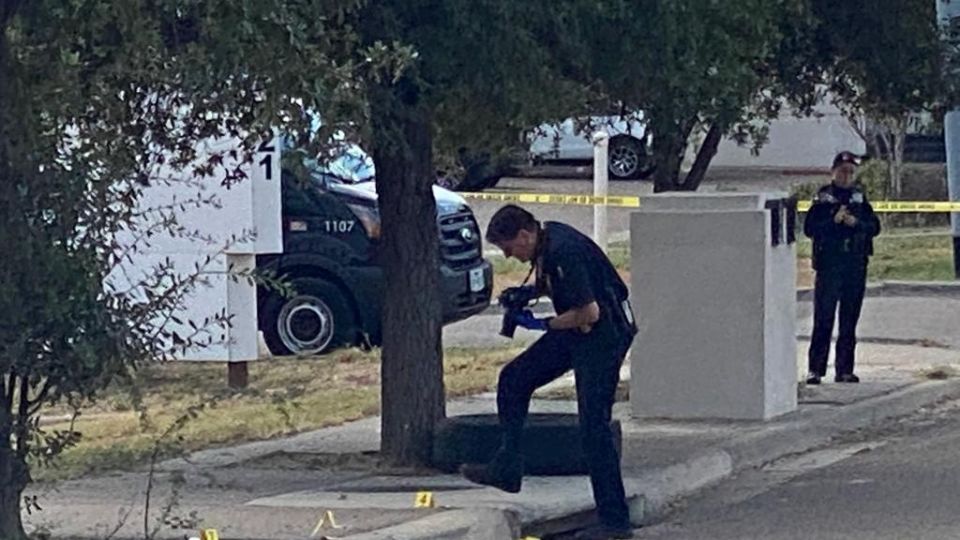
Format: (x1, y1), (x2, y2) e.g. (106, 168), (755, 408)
(311, 510), (343, 537)
(199, 530), (219, 540)
(414, 491), (435, 508)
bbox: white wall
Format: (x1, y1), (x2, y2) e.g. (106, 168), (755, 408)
(108, 134), (282, 362)
(711, 101), (866, 170)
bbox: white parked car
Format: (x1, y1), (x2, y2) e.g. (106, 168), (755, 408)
(528, 113), (654, 180)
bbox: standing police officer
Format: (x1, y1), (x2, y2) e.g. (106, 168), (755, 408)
(805, 151), (881, 385)
(461, 205), (637, 540)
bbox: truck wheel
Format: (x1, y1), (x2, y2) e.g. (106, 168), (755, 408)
(609, 136), (653, 180)
(431, 413), (622, 475)
(262, 277), (356, 356)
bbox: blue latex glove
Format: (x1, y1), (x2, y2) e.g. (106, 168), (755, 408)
(514, 309), (550, 332)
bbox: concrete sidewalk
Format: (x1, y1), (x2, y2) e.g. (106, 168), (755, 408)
(24, 340), (960, 540)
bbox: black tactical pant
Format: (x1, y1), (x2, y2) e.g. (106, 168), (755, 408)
(496, 327), (633, 529)
(808, 262), (868, 377)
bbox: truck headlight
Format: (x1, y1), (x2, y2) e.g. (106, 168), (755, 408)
(346, 202), (381, 240)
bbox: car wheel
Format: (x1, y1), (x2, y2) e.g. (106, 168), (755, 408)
(262, 277), (356, 356)
(608, 136), (651, 180)
(431, 413), (623, 475)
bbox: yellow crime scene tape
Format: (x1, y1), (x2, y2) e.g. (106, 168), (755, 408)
(459, 191), (641, 208)
(460, 191), (960, 213)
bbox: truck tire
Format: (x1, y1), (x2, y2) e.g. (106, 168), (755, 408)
(432, 413), (622, 475)
(261, 277), (357, 356)
(609, 136), (654, 180)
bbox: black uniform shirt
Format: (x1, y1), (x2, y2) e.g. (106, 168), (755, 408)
(803, 184), (881, 270)
(535, 222), (632, 337)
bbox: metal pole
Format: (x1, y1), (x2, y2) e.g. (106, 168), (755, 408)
(936, 0), (960, 278)
(592, 131), (610, 252)
(945, 112), (960, 277)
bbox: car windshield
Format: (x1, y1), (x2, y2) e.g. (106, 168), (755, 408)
(282, 112), (377, 184)
(298, 144), (376, 185)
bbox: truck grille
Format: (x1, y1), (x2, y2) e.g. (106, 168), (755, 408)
(439, 212), (482, 269)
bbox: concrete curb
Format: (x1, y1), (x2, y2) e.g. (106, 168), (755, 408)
(795, 335), (953, 348)
(867, 280), (960, 298)
(620, 449), (734, 528)
(340, 509), (520, 540)
(344, 378), (960, 539)
(795, 281), (960, 302)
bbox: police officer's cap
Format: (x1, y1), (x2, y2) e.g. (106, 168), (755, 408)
(832, 151), (861, 170)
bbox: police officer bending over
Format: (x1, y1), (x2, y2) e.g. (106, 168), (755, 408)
(805, 151), (881, 385)
(461, 205), (637, 540)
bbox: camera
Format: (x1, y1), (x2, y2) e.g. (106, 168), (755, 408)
(498, 285), (539, 338)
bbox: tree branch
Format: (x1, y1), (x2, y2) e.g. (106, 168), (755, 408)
(26, 379), (52, 416)
(4, 373), (14, 412)
(681, 122), (723, 191)
(15, 374), (29, 460)
(844, 111), (871, 150)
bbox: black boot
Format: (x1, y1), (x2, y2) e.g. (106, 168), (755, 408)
(460, 450), (523, 494)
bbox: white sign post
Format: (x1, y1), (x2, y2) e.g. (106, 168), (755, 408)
(592, 131), (610, 252)
(111, 134), (283, 386)
(937, 0), (960, 278)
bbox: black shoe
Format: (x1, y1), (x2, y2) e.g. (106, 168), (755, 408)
(574, 524), (634, 540)
(460, 453), (523, 494)
(806, 372), (822, 385)
(836, 373), (860, 383)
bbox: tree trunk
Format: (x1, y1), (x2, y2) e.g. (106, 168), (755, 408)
(0, 460), (27, 540)
(0, 408), (28, 540)
(846, 112), (884, 159)
(651, 134), (683, 193)
(368, 77), (445, 467)
(0, 21), (29, 540)
(890, 115), (908, 198)
(874, 123), (895, 198)
(651, 118), (696, 193)
(680, 123), (723, 191)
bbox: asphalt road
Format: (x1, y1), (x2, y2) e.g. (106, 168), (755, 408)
(632, 399), (960, 540)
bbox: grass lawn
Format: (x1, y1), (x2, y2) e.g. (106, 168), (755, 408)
(490, 228), (955, 291)
(795, 229), (955, 286)
(35, 346), (522, 482)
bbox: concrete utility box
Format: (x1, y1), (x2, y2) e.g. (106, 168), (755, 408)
(630, 193), (798, 420)
(110, 135), (282, 362)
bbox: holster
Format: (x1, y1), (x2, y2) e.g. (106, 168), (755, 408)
(603, 286), (638, 338)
